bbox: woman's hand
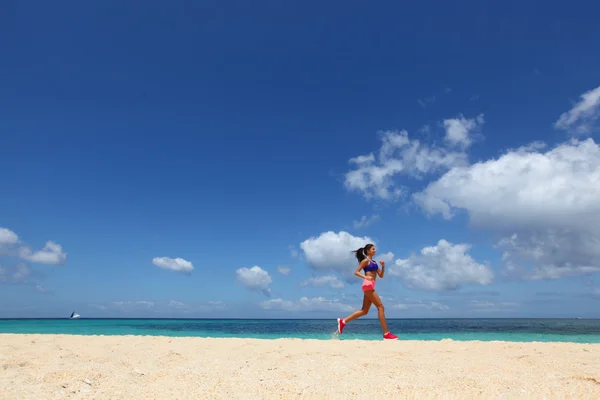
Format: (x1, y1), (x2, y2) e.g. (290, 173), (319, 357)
(377, 261), (386, 278)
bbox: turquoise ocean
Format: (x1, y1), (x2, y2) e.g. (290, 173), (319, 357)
(1, 318), (600, 343)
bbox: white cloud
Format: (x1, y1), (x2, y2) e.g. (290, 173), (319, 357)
(277, 265), (291, 275)
(300, 231), (374, 276)
(299, 231), (394, 280)
(18, 241), (66, 265)
(288, 245), (299, 258)
(34, 284), (51, 294)
(344, 130), (469, 200)
(392, 300), (449, 311)
(0, 227), (67, 265)
(0, 263), (32, 284)
(0, 228), (19, 246)
(469, 300), (519, 312)
(152, 257), (194, 274)
(112, 301), (156, 309)
(496, 231), (600, 280)
(0, 263), (52, 293)
(0, 228), (66, 292)
(101, 300), (226, 314)
(414, 138), (600, 280)
(301, 275), (345, 289)
(389, 239), (493, 291)
(555, 85), (600, 135)
(352, 214), (380, 229)
(443, 114), (484, 148)
(378, 251), (395, 264)
(260, 296), (353, 313)
(236, 266), (272, 296)
(168, 300), (186, 308)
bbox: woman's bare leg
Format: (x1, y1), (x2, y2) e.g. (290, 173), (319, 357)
(342, 294), (372, 323)
(364, 290), (389, 334)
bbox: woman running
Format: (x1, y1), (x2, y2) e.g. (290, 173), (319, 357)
(337, 243), (398, 340)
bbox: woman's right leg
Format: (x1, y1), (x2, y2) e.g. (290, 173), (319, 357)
(364, 290), (389, 334)
(342, 294), (372, 324)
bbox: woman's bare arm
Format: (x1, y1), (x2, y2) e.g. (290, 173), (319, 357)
(354, 259), (370, 280)
(377, 261), (386, 278)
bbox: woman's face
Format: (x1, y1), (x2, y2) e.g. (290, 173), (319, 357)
(367, 246), (376, 257)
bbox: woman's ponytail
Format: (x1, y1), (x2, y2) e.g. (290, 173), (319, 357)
(352, 247), (366, 263)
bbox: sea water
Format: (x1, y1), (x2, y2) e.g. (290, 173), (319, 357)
(1, 318), (600, 343)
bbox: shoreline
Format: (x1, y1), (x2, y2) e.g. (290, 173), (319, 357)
(2, 332), (600, 345)
(1, 332), (600, 344)
(2, 334), (600, 398)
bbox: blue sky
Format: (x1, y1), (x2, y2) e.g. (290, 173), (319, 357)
(1, 0), (600, 319)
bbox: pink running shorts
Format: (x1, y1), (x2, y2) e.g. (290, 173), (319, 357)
(361, 279), (375, 292)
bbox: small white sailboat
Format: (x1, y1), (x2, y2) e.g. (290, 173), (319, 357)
(69, 311), (80, 319)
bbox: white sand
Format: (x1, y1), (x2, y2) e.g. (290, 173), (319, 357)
(1, 334), (600, 399)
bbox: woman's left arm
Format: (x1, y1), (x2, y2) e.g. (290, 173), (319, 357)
(377, 261), (385, 278)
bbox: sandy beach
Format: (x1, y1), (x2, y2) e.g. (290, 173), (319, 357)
(1, 334), (599, 399)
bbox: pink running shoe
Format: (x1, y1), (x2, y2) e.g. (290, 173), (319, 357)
(337, 318), (346, 334)
(383, 332), (398, 340)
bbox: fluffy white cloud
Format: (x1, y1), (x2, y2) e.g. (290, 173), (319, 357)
(236, 266), (272, 296)
(352, 214), (380, 229)
(0, 228), (66, 292)
(0, 228), (19, 246)
(0, 227), (67, 265)
(497, 231), (600, 280)
(392, 300), (450, 311)
(299, 231), (394, 281)
(414, 138), (600, 280)
(389, 239), (493, 291)
(260, 296), (353, 313)
(301, 275), (345, 289)
(443, 114), (484, 148)
(555, 85), (600, 135)
(416, 138), (600, 224)
(152, 257), (194, 274)
(344, 130), (469, 200)
(378, 251), (395, 264)
(168, 300), (186, 308)
(277, 265), (291, 275)
(300, 231), (373, 276)
(19, 241), (66, 265)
